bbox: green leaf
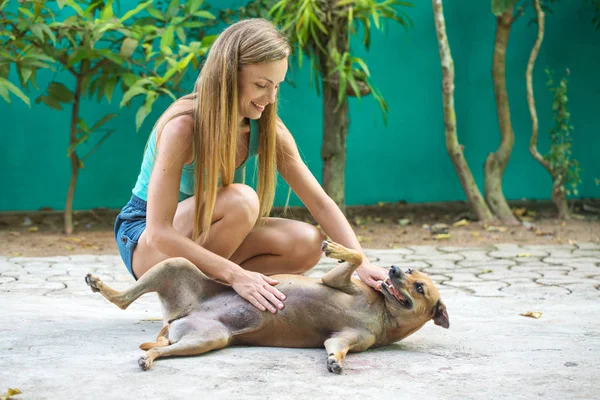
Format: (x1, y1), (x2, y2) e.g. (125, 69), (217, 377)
(91, 113), (118, 132)
(0, 85), (10, 103)
(189, 0), (204, 14)
(30, 24), (44, 41)
(166, 0), (179, 19)
(104, 77), (118, 103)
(120, 86), (147, 107)
(175, 27), (186, 44)
(492, 0), (518, 15)
(0, 77), (30, 106)
(146, 7), (165, 21)
(193, 10), (215, 19)
(119, 38), (138, 58)
(99, 50), (124, 66)
(37, 95), (62, 110)
(100, 0), (114, 20)
(48, 81), (74, 103)
(160, 26), (175, 52)
(119, 0), (152, 23)
(135, 92), (157, 130)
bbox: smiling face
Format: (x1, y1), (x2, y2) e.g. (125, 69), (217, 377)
(381, 266), (449, 329)
(238, 59), (288, 121)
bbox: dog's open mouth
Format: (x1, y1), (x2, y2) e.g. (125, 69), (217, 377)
(382, 278), (412, 308)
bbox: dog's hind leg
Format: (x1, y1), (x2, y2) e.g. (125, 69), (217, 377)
(138, 322), (231, 371)
(139, 324), (170, 350)
(85, 257), (209, 311)
(320, 240), (364, 294)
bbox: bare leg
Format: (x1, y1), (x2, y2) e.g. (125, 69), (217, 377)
(323, 330), (375, 374)
(231, 217), (326, 275)
(132, 184), (260, 278)
(138, 323), (231, 371)
(131, 184), (325, 279)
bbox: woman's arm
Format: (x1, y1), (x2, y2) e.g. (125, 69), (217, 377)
(275, 118), (388, 290)
(144, 116), (286, 312)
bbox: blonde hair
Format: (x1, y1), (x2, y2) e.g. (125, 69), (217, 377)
(154, 18), (290, 242)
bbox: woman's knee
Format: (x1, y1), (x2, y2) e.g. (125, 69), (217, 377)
(220, 184), (260, 225)
(290, 223), (326, 273)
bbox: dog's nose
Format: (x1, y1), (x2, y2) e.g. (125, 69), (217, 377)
(390, 265), (404, 278)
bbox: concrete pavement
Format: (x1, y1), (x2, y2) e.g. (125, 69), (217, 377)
(1, 242), (599, 400)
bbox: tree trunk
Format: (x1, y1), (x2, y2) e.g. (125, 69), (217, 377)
(432, 0), (496, 224)
(320, 21), (349, 213)
(551, 182), (569, 219)
(65, 76), (82, 234)
(321, 77), (348, 213)
(526, 0), (568, 219)
(486, 7), (520, 225)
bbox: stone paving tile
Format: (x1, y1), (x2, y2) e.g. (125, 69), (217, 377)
(576, 242), (600, 250)
(544, 256), (600, 265)
(453, 251), (497, 262)
(437, 245), (495, 252)
(421, 259), (455, 270)
(477, 269), (541, 281)
(457, 259), (516, 268)
(0, 276), (17, 284)
(443, 272), (482, 283)
(487, 249), (549, 259)
(0, 259), (25, 269)
(7, 256), (71, 263)
(443, 280), (509, 297)
(500, 283), (572, 297)
(405, 253), (464, 261)
(519, 244), (576, 251)
(572, 249), (600, 258)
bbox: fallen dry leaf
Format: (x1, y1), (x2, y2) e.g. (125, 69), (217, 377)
(452, 219), (470, 227)
(139, 318), (163, 322)
(27, 226), (39, 232)
(472, 231), (480, 237)
(433, 233), (451, 240)
(357, 235), (371, 243)
(64, 245), (74, 251)
(486, 226), (507, 233)
(516, 253), (532, 258)
(481, 269), (493, 274)
(10, 252), (21, 257)
(374, 217), (383, 223)
(520, 311), (542, 319)
(63, 237), (83, 243)
(398, 218), (411, 226)
(1, 388), (22, 400)
(377, 201), (384, 207)
(512, 207), (528, 217)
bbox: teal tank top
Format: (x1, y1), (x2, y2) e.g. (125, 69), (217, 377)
(132, 119), (260, 202)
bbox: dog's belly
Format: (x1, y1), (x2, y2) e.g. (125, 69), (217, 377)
(214, 281), (361, 348)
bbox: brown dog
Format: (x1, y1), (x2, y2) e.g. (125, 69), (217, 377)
(85, 240), (449, 373)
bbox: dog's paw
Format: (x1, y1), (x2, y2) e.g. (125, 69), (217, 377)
(85, 273), (101, 293)
(138, 355), (153, 371)
(326, 357), (342, 374)
(321, 240), (347, 261)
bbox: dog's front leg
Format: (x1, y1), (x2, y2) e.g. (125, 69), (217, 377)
(320, 240), (364, 295)
(323, 330), (375, 374)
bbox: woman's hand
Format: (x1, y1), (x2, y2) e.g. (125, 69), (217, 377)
(230, 269), (287, 313)
(356, 261), (388, 291)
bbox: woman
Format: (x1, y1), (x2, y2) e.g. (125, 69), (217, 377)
(114, 18), (387, 314)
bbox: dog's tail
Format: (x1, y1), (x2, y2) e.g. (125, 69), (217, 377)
(139, 324), (170, 350)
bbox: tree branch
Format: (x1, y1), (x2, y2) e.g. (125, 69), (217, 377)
(527, 0), (551, 173)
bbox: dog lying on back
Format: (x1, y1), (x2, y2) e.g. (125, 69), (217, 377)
(85, 240), (449, 373)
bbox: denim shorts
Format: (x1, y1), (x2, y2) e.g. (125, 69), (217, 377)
(114, 194), (147, 280)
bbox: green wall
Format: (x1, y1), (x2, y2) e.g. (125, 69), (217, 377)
(1, 0), (599, 212)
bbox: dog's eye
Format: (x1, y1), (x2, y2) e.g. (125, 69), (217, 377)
(415, 282), (424, 294)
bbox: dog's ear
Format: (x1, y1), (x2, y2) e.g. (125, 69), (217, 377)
(433, 300), (449, 329)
